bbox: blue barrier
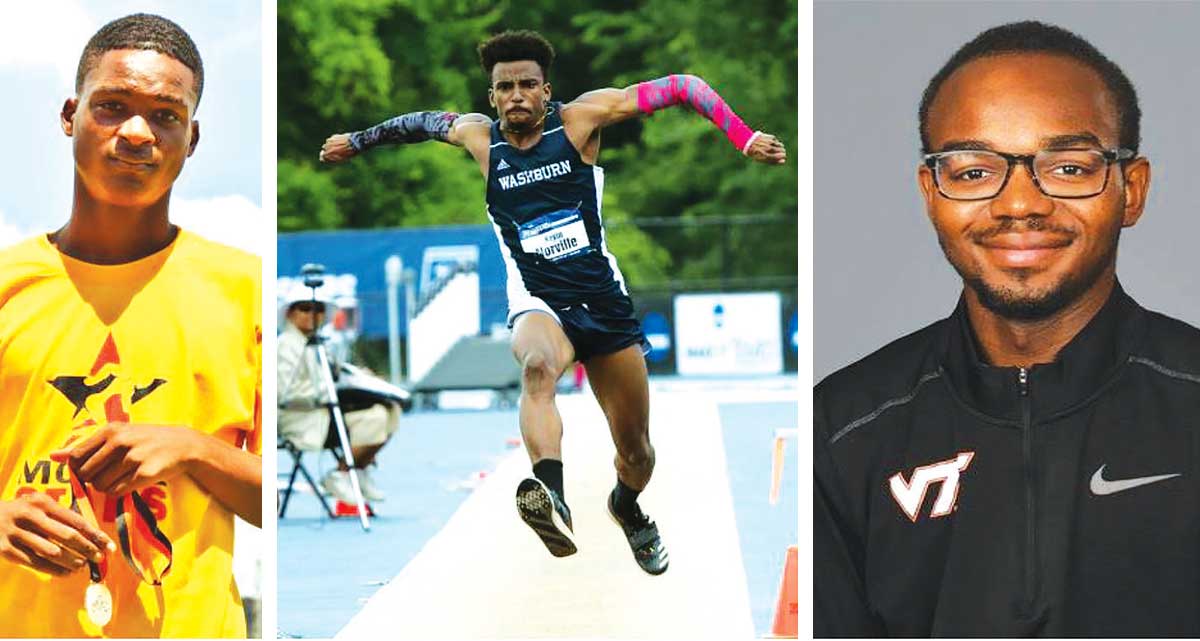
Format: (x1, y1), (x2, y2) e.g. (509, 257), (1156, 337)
(278, 225), (508, 339)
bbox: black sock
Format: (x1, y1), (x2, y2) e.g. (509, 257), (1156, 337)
(613, 479), (641, 518)
(533, 459), (564, 500)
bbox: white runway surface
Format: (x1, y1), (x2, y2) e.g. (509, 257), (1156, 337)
(337, 387), (758, 639)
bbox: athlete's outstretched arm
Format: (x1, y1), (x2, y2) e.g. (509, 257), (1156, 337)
(568, 75), (786, 164)
(320, 112), (491, 163)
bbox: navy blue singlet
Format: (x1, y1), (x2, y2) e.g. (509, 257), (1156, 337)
(485, 102), (626, 309)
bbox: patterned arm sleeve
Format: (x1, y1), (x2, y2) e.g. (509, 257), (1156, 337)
(348, 111), (461, 151)
(634, 75), (759, 153)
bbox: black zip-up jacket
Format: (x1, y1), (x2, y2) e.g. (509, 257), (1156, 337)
(815, 283), (1200, 636)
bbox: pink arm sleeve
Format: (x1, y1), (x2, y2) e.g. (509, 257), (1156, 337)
(635, 75), (760, 153)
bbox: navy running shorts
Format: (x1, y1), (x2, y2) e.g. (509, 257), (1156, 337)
(515, 294), (650, 363)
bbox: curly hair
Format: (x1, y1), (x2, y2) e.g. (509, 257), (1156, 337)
(919, 21), (1139, 154)
(76, 13), (204, 105)
(477, 30), (555, 80)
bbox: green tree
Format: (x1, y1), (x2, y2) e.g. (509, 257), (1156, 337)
(277, 0), (797, 290)
(576, 0), (798, 287)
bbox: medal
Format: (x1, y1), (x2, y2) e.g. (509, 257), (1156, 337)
(65, 457), (173, 631)
(85, 581), (113, 627)
(69, 463), (113, 628)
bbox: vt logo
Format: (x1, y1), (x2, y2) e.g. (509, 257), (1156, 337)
(47, 333), (166, 425)
(888, 452), (974, 522)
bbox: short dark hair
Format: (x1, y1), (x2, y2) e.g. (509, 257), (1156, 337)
(919, 21), (1140, 154)
(477, 30), (555, 79)
(75, 13), (204, 106)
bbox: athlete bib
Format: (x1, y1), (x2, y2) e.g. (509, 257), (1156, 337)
(518, 208), (592, 262)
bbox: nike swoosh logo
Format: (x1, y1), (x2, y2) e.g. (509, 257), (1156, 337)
(1090, 464), (1181, 496)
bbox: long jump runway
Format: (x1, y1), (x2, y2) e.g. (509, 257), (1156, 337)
(337, 391), (756, 639)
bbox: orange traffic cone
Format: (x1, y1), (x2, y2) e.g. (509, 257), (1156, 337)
(768, 545), (798, 638)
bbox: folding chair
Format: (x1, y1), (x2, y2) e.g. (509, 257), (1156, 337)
(277, 436), (335, 519)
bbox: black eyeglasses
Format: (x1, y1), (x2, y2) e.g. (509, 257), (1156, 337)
(923, 148), (1134, 201)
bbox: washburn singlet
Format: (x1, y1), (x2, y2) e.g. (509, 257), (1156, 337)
(485, 102), (628, 309)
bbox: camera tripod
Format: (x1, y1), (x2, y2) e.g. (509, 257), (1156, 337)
(301, 263), (371, 531)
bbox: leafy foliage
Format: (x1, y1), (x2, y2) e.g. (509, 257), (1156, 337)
(278, 0), (797, 289)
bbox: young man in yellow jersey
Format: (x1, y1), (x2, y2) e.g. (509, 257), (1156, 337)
(0, 14), (261, 637)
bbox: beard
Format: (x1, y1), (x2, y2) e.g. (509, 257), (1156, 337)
(501, 108), (546, 133)
(937, 220), (1120, 321)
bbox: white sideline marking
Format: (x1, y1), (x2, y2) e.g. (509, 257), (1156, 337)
(651, 375), (798, 405)
(337, 391), (754, 639)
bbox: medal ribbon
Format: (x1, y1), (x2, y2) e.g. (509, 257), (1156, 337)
(115, 492), (173, 585)
(68, 467), (173, 586)
(67, 470), (107, 583)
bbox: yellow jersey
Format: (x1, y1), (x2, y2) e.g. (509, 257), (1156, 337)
(0, 230), (261, 638)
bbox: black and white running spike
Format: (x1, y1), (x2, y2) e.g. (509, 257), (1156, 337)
(607, 489), (669, 575)
(515, 478), (577, 557)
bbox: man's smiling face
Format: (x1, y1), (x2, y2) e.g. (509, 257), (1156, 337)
(64, 48), (199, 208)
(918, 52), (1149, 320)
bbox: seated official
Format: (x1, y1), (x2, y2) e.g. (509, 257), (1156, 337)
(277, 294), (400, 503)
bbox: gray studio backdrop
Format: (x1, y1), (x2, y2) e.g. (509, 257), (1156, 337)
(815, 1), (1200, 381)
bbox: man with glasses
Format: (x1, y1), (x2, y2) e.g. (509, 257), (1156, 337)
(816, 21), (1200, 636)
